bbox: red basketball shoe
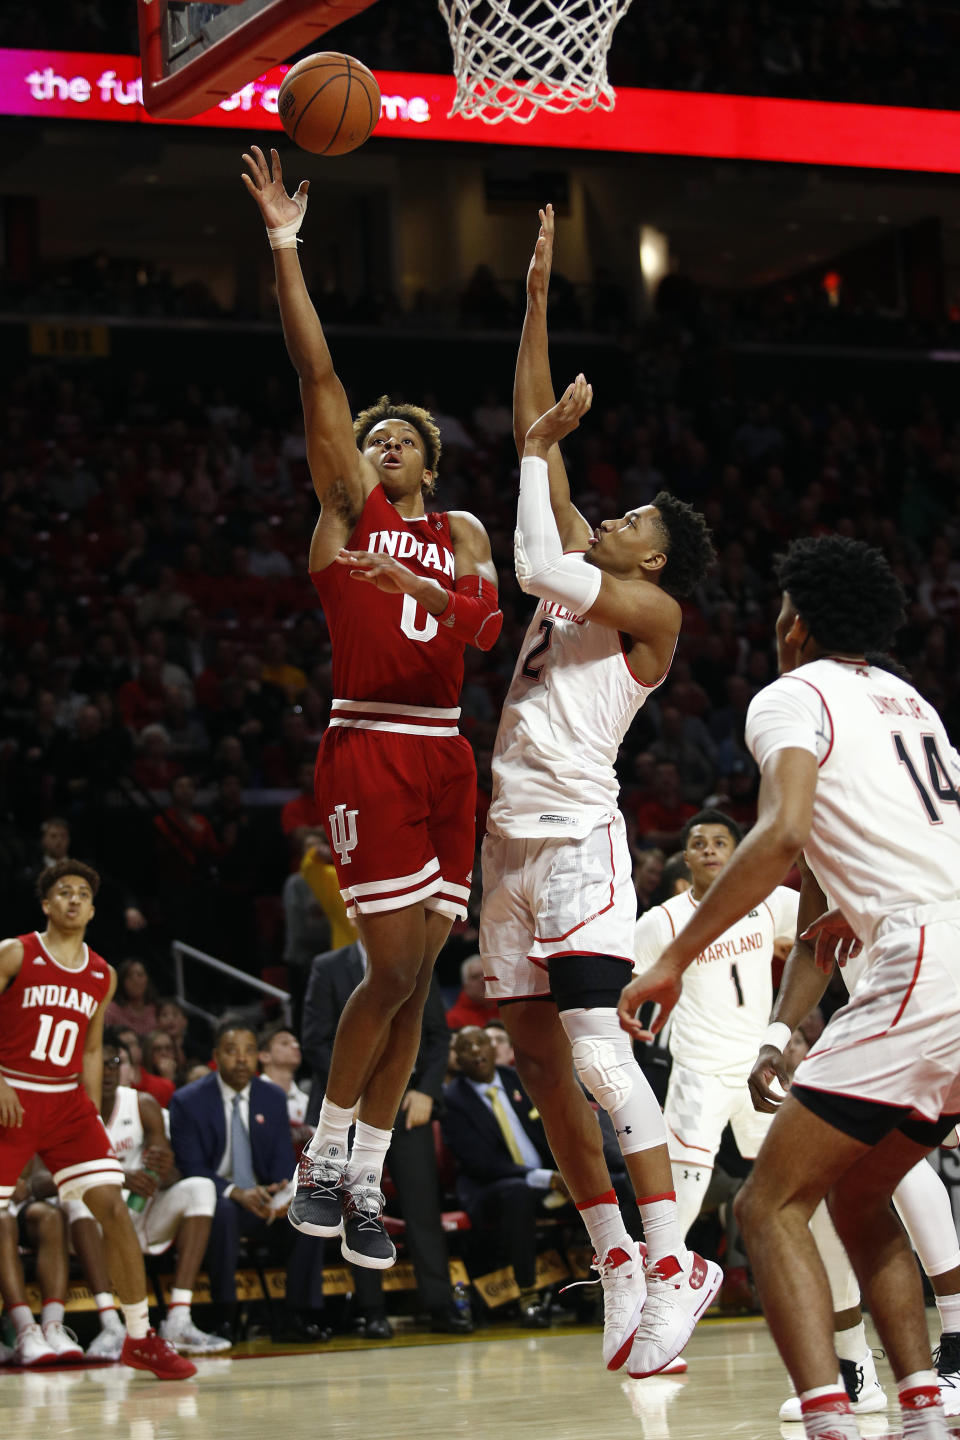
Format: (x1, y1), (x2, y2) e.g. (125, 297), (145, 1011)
(121, 1329), (198, 1380)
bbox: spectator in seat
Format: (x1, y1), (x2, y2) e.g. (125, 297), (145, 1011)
(116, 1027), (175, 1108)
(0, 1160), (79, 1366)
(445, 954), (498, 1031)
(106, 958), (158, 1037)
(156, 996), (211, 1072)
(442, 1026), (569, 1328)
(632, 760), (697, 852)
(143, 1028), (180, 1089)
(280, 760), (325, 854)
(298, 831), (357, 951)
(258, 1022), (311, 1149)
(302, 941), (470, 1338)
(169, 1018), (327, 1343)
(484, 1019), (515, 1068)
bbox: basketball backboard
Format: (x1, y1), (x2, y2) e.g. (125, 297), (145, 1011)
(137, 0), (380, 119)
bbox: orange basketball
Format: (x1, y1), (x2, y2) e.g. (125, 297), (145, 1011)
(278, 52), (381, 157)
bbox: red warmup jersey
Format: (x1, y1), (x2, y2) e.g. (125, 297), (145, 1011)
(0, 933), (112, 1092)
(310, 485), (465, 709)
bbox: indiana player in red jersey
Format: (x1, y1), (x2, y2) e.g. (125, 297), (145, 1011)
(0, 861), (195, 1378)
(242, 146), (501, 1266)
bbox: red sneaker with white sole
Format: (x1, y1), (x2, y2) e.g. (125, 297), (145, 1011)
(121, 1329), (197, 1380)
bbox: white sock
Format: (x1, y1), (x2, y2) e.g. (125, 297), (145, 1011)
(95, 1292), (123, 1331)
(345, 1119), (392, 1189)
(307, 1097), (354, 1164)
(835, 1319), (868, 1362)
(168, 1287), (192, 1313)
(936, 1292), (960, 1335)
(9, 1303), (33, 1335)
(670, 1159), (713, 1239)
(800, 1385), (857, 1440)
(41, 1299), (64, 1328)
(576, 1189), (631, 1259)
(637, 1192), (688, 1269)
(120, 1296), (150, 1340)
(898, 1371), (944, 1437)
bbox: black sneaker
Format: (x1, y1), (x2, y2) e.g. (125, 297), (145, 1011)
(288, 1152), (346, 1237)
(935, 1330), (960, 1417)
(340, 1186), (397, 1269)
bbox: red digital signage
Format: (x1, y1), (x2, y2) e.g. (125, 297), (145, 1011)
(3, 48), (960, 173)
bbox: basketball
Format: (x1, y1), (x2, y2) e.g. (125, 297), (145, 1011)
(277, 52), (381, 156)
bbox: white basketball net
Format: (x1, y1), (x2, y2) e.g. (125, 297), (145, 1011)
(437, 0), (635, 125)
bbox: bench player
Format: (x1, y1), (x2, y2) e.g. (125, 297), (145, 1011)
(620, 535), (960, 1440)
(0, 861), (195, 1379)
(65, 1029), (228, 1358)
(480, 206), (718, 1379)
(634, 809), (798, 1238)
(242, 146), (500, 1267)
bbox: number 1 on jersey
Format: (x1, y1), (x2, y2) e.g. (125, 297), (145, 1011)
(29, 1013), (80, 1067)
(730, 963), (744, 1007)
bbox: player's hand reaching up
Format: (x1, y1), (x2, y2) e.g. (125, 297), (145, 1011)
(241, 144), (308, 229)
(524, 374), (593, 453)
(526, 204), (555, 304)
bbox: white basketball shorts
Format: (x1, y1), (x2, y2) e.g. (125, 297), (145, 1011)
(794, 907), (960, 1122)
(479, 812), (636, 1003)
(66, 1174), (216, 1255)
(664, 1061), (771, 1166)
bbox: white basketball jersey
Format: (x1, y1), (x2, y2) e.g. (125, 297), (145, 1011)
(747, 659), (960, 946)
(105, 1085), (144, 1172)
(634, 886), (799, 1079)
(488, 598), (668, 838)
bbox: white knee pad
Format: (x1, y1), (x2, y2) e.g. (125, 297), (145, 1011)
(179, 1175), (217, 1219)
(562, 1007), (666, 1156)
(810, 1199), (860, 1313)
(894, 1156), (960, 1277)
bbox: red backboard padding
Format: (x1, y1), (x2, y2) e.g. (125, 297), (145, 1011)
(138, 0), (379, 119)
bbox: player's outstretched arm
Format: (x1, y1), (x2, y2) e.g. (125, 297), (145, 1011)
(514, 206), (591, 550)
(242, 145), (362, 514)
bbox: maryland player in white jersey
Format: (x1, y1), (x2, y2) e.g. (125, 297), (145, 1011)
(481, 206), (718, 1379)
(633, 809), (798, 1237)
(65, 1029), (227, 1357)
(620, 535), (960, 1440)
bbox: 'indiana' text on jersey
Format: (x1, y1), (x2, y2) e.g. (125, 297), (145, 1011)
(366, 530), (456, 577)
(21, 984), (99, 1018)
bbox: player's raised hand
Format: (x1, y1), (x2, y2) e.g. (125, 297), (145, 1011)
(241, 145), (308, 229)
(747, 1045), (791, 1113)
(799, 907), (861, 974)
(617, 955), (683, 1040)
(525, 374), (592, 451)
(526, 204), (555, 303)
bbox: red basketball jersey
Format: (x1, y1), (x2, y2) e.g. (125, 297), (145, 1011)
(310, 485), (465, 710)
(0, 932), (112, 1091)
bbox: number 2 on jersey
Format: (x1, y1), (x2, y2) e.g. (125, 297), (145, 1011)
(29, 1013), (80, 1067)
(893, 732), (960, 824)
(521, 619), (555, 680)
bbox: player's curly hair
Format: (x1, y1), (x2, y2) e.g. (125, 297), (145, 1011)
(36, 858), (100, 900)
(776, 536), (906, 654)
(353, 396), (442, 494)
(650, 492), (716, 599)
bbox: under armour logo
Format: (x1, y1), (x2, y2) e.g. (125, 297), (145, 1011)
(329, 803), (359, 865)
(616, 1125), (633, 1135)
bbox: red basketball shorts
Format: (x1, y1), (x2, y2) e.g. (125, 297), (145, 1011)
(315, 727), (477, 920)
(0, 1083), (123, 1210)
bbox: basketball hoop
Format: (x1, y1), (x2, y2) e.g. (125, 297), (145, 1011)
(437, 0), (634, 125)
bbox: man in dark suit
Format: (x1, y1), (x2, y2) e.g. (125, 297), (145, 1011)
(302, 941), (470, 1337)
(442, 1026), (569, 1327)
(169, 1017), (326, 1342)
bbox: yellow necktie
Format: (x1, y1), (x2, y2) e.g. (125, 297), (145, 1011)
(485, 1085), (526, 1165)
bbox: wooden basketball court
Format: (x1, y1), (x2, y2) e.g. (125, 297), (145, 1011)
(2, 1312), (958, 1440)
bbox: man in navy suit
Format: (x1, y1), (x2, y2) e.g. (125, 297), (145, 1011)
(169, 1017), (326, 1342)
(442, 1026), (569, 1326)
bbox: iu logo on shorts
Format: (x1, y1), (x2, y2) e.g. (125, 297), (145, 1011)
(329, 803), (359, 865)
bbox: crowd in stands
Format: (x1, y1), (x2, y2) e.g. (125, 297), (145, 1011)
(20, 0), (960, 113)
